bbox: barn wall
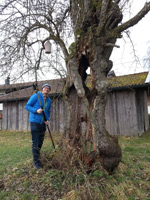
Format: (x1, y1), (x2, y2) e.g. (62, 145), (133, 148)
(105, 89), (149, 136)
(105, 92), (120, 135)
(144, 91), (149, 131)
(2, 101), (30, 131)
(19, 101), (30, 131)
(1, 89), (149, 136)
(2, 103), (7, 130)
(2, 97), (66, 133)
(50, 96), (66, 133)
(105, 90), (139, 136)
(136, 89), (149, 136)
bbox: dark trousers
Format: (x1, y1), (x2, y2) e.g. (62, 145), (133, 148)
(30, 122), (46, 165)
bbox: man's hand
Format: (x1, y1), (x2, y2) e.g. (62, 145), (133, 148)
(37, 108), (44, 114)
(44, 121), (49, 125)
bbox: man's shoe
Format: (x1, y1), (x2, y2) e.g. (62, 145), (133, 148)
(35, 163), (41, 169)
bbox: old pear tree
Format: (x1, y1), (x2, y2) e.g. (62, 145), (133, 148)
(0, 0), (150, 172)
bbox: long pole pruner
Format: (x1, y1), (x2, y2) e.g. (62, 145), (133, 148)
(33, 63), (56, 150)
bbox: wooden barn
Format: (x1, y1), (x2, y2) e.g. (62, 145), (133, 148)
(0, 78), (66, 133)
(0, 72), (149, 137)
(106, 72), (150, 136)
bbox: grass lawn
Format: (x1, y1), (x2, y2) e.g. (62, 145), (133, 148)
(0, 131), (53, 177)
(0, 131), (31, 177)
(0, 130), (150, 200)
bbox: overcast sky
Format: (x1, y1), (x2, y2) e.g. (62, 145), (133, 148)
(1, 0), (150, 85)
(111, 0), (150, 75)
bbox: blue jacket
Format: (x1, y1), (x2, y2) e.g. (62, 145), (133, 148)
(25, 91), (51, 124)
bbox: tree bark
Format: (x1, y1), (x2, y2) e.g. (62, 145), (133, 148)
(63, 0), (123, 173)
(1, 0), (150, 173)
(62, 0), (150, 173)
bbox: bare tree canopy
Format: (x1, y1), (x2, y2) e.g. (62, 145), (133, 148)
(0, 0), (149, 81)
(143, 46), (150, 69)
(0, 0), (70, 82)
(0, 0), (150, 172)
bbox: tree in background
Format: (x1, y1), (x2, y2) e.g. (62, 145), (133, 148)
(0, 0), (150, 173)
(143, 46), (150, 69)
(0, 0), (69, 81)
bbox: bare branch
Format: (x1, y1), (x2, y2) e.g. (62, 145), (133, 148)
(0, 0), (71, 81)
(115, 2), (150, 33)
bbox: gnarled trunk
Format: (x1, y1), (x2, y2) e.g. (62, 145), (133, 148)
(64, 51), (121, 173)
(62, 0), (123, 173)
(90, 41), (122, 173)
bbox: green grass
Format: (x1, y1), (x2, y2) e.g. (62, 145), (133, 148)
(0, 131), (31, 176)
(0, 131), (150, 200)
(0, 131), (53, 177)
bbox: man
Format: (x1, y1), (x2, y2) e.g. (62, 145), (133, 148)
(25, 83), (51, 169)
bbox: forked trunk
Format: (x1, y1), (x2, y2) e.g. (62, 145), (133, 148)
(63, 0), (123, 173)
(63, 49), (121, 173)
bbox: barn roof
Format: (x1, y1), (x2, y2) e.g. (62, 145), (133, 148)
(0, 72), (149, 102)
(0, 78), (65, 102)
(107, 71), (150, 90)
(0, 78), (65, 93)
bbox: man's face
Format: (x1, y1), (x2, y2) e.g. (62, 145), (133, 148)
(42, 86), (50, 94)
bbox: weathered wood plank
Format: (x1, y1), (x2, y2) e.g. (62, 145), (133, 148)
(144, 91), (149, 131)
(106, 90), (139, 136)
(1, 89), (149, 137)
(2, 103), (7, 130)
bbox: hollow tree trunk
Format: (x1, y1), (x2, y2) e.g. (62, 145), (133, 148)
(63, 0), (123, 173)
(64, 50), (121, 173)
